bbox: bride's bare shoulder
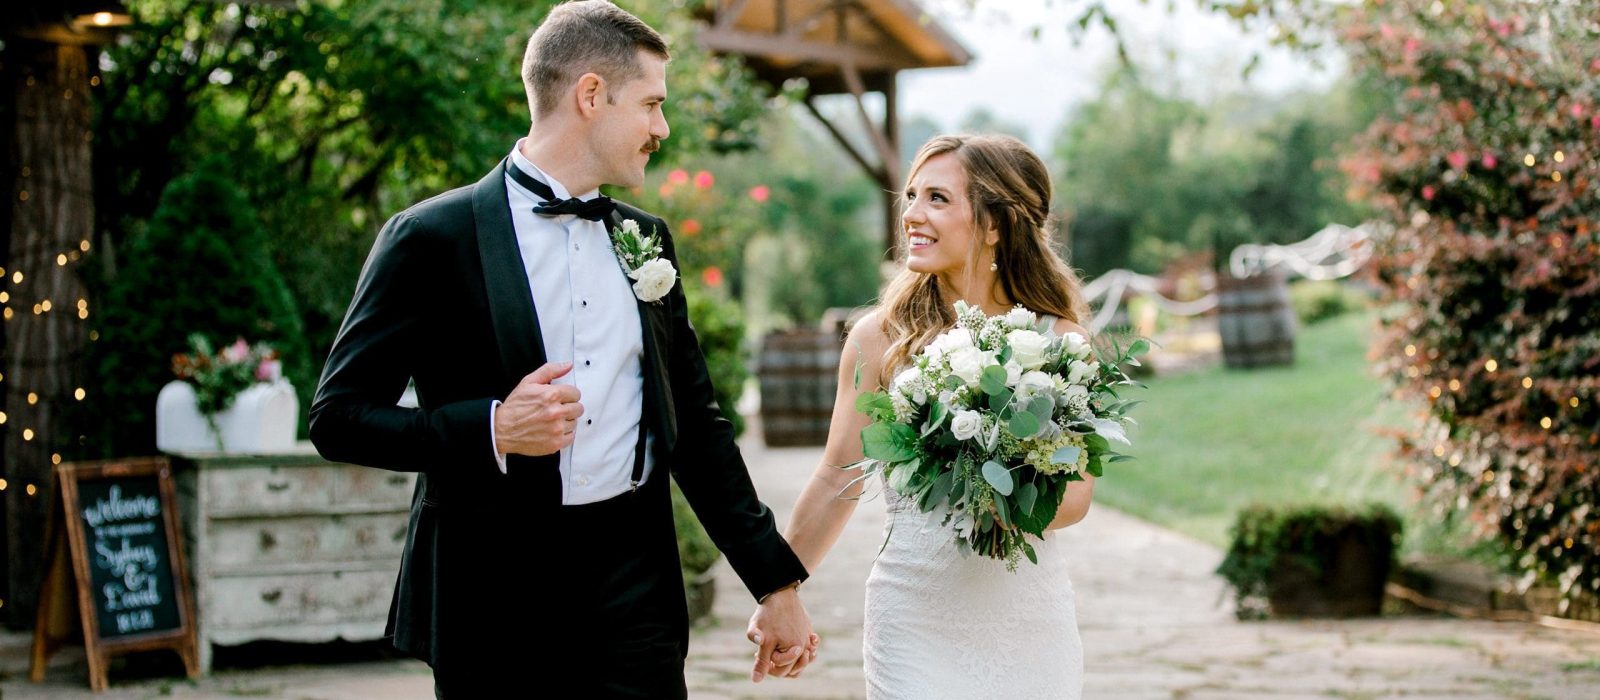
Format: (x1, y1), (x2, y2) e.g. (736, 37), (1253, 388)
(841, 309), (893, 384)
(846, 309), (890, 348)
(1049, 315), (1092, 339)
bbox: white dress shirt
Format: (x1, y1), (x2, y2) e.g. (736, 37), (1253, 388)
(489, 139), (655, 505)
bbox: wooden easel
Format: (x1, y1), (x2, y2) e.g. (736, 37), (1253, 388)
(29, 457), (200, 691)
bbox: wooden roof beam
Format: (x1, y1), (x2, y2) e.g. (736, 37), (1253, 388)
(697, 27), (917, 71)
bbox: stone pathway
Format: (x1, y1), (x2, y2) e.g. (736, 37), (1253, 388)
(5, 439), (1599, 699)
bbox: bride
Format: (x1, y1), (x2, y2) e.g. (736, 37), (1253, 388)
(755, 134), (1096, 697)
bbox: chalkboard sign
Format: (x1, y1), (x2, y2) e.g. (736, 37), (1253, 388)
(76, 475), (184, 639)
(30, 458), (199, 691)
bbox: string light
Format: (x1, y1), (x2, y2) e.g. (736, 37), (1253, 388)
(0, 411), (6, 423)
(51, 454), (61, 465)
(1405, 344), (1418, 356)
(0, 479), (7, 490)
(26, 392), (37, 405)
(1522, 377), (1534, 388)
(18, 191), (29, 202)
(1553, 172), (1562, 182)
(56, 254), (67, 266)
(1448, 379), (1462, 391)
(1573, 397), (1582, 408)
(0, 292), (7, 303)
(1433, 444), (1447, 457)
(1555, 151), (1565, 163)
(22, 429), (34, 441)
(1525, 154), (1536, 166)
(1485, 359), (1499, 372)
(12, 271), (22, 284)
(3, 308), (11, 320)
(25, 484), (36, 496)
(1541, 417), (1553, 429)
(39, 300), (51, 312)
(1483, 470), (1495, 482)
(1429, 386), (1443, 398)
(80, 240), (91, 252)
(74, 388), (86, 400)
(1449, 454), (1462, 466)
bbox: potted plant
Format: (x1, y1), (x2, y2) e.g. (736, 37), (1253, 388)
(155, 334), (297, 454)
(1217, 503), (1402, 619)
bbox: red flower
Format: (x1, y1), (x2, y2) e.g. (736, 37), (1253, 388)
(681, 219), (702, 236)
(748, 185), (770, 203)
(1481, 153), (1497, 169)
(658, 183), (674, 198)
(1446, 151), (1468, 170)
(701, 266), (724, 288)
(694, 170), (714, 189)
(1421, 185), (1437, 201)
(668, 169), (689, 185)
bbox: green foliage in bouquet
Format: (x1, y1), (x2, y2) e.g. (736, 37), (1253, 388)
(1338, 0), (1600, 613)
(853, 303), (1149, 568)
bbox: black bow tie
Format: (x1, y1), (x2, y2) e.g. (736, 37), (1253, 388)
(504, 158), (616, 222)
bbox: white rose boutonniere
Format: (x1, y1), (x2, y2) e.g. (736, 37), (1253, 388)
(609, 219), (677, 303)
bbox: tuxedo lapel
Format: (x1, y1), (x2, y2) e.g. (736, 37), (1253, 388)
(473, 160), (547, 389)
(608, 209), (677, 455)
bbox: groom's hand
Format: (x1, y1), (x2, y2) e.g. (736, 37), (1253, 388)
(746, 588), (815, 682)
(494, 361), (584, 456)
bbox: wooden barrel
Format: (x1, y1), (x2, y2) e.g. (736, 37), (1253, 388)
(1217, 272), (1296, 368)
(758, 329), (843, 446)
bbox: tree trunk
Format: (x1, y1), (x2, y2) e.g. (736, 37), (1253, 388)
(4, 38), (93, 628)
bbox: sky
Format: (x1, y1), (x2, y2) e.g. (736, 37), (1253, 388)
(890, 0), (1348, 149)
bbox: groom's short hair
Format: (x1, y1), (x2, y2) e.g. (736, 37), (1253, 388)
(523, 1), (670, 119)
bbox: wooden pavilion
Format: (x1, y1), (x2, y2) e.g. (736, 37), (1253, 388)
(696, 0), (972, 257)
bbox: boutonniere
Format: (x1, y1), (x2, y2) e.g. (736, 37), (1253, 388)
(610, 218), (677, 304)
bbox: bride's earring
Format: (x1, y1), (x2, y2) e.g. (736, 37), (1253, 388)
(989, 258), (998, 272)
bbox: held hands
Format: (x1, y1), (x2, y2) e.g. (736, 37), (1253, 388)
(494, 362), (584, 456)
(746, 588), (818, 682)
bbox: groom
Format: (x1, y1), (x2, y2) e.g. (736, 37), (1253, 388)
(309, 2), (813, 696)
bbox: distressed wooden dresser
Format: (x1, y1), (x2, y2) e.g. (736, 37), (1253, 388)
(169, 444), (414, 671)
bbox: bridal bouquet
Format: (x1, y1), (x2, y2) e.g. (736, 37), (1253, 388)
(854, 302), (1145, 568)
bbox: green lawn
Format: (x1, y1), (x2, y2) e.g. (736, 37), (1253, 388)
(1095, 312), (1478, 560)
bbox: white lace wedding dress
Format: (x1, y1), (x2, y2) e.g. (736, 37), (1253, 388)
(862, 319), (1084, 699)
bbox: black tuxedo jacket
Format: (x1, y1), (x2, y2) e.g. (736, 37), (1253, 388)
(309, 160), (808, 666)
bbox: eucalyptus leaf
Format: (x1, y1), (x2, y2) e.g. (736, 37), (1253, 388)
(989, 388), (1015, 415)
(980, 365), (1009, 395)
(981, 460), (1014, 496)
(1018, 481), (1039, 516)
(1009, 411), (1040, 439)
(1050, 445), (1082, 464)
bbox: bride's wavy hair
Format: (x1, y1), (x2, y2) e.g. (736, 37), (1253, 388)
(877, 134), (1090, 380)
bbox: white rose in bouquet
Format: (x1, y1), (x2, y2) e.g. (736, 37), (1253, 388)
(1004, 307), (1037, 329)
(947, 347), (990, 386)
(950, 409), (984, 441)
(1006, 329), (1051, 370)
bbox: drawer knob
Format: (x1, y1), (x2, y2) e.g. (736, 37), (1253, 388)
(261, 589), (283, 604)
(259, 531), (277, 550)
(266, 480), (291, 493)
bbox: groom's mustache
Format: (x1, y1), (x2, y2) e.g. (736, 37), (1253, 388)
(642, 139), (661, 154)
